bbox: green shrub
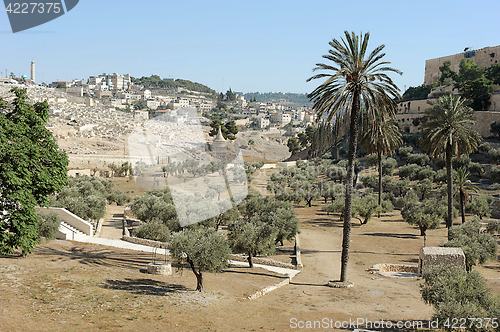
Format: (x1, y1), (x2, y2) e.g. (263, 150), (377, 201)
(133, 221), (170, 242)
(478, 142), (491, 153)
(434, 169), (447, 184)
(442, 218), (498, 271)
(399, 164), (422, 179)
(397, 146), (413, 158)
(488, 148), (500, 163)
(490, 166), (500, 180)
(415, 165), (436, 182)
(452, 156), (471, 170)
(466, 195), (493, 219)
(407, 153), (430, 166)
(421, 265), (499, 332)
(469, 162), (485, 176)
(382, 157), (397, 176)
(37, 212), (61, 240)
(486, 219), (500, 234)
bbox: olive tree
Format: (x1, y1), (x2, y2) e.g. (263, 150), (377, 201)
(169, 227), (230, 292)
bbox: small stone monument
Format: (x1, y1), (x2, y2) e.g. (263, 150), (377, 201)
(419, 247), (466, 276)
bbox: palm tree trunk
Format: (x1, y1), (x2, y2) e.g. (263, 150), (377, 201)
(446, 145), (453, 239)
(340, 91), (360, 283)
(378, 151), (382, 218)
(460, 192), (466, 224)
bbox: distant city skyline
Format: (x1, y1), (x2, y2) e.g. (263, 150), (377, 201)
(2, 0), (500, 94)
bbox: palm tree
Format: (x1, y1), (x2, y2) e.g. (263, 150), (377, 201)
(454, 167), (479, 224)
(360, 114), (402, 216)
(420, 95), (482, 237)
(307, 31), (401, 282)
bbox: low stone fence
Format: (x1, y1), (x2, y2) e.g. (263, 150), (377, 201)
(368, 263), (418, 273)
(230, 254), (298, 270)
(122, 235), (169, 249)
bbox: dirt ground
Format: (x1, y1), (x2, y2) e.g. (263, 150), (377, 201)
(1, 202), (499, 332)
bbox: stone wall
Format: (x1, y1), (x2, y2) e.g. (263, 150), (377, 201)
(419, 247), (466, 276)
(231, 254), (299, 270)
(424, 45), (500, 85)
(122, 235), (169, 249)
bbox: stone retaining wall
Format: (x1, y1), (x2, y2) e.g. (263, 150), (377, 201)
(230, 254), (298, 270)
(122, 235), (169, 249)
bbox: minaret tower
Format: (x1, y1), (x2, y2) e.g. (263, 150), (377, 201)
(30, 61), (35, 83)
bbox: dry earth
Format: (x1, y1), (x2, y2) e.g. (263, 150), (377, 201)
(1, 203), (499, 332)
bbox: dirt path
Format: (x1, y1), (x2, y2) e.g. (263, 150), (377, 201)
(98, 205), (125, 240)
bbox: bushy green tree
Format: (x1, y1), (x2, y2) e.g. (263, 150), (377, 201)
(397, 146), (413, 158)
(455, 59), (492, 111)
(287, 137), (301, 155)
(228, 218), (277, 268)
(442, 218), (498, 272)
(133, 221), (170, 242)
(132, 189), (179, 231)
(170, 227), (230, 291)
(421, 265), (500, 332)
(0, 88), (68, 255)
(466, 194), (492, 220)
(36, 212), (61, 241)
(401, 194), (443, 245)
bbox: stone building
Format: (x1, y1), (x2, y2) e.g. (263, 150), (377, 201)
(424, 45), (500, 85)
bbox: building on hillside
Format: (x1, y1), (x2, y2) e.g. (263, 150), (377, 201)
(424, 45), (500, 85)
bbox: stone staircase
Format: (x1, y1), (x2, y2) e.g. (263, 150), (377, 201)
(57, 221), (88, 241)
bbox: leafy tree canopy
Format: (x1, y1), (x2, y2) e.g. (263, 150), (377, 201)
(0, 88), (68, 255)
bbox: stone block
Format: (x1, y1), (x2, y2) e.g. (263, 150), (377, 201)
(419, 247), (466, 276)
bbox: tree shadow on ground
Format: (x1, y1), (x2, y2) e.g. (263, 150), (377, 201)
(300, 249), (341, 254)
(35, 247), (161, 271)
(101, 278), (188, 296)
(360, 232), (420, 239)
(224, 267), (288, 280)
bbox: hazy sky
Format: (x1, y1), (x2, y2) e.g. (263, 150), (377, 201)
(2, 0), (500, 94)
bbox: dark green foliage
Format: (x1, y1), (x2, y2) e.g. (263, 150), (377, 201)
(36, 212), (61, 241)
(439, 61), (457, 85)
(401, 196), (443, 239)
(490, 121), (500, 139)
(398, 164), (422, 179)
(307, 122), (339, 159)
(442, 218), (498, 271)
(455, 59), (492, 111)
(208, 119), (238, 141)
(490, 166), (500, 179)
(238, 192), (298, 246)
(243, 92), (312, 108)
(415, 165), (436, 182)
(0, 88), (68, 255)
(382, 157), (397, 176)
(421, 265), (499, 332)
(133, 221), (170, 242)
(397, 146), (413, 158)
(287, 137), (301, 155)
(452, 156), (472, 170)
(170, 227), (230, 291)
(488, 148), (500, 164)
(49, 176), (126, 222)
(478, 142), (491, 153)
(132, 189), (180, 232)
(227, 218), (277, 268)
(407, 153), (430, 166)
(132, 75), (216, 94)
(486, 219), (500, 234)
(401, 84), (433, 101)
(466, 195), (492, 219)
(469, 162), (485, 176)
(413, 178), (433, 200)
